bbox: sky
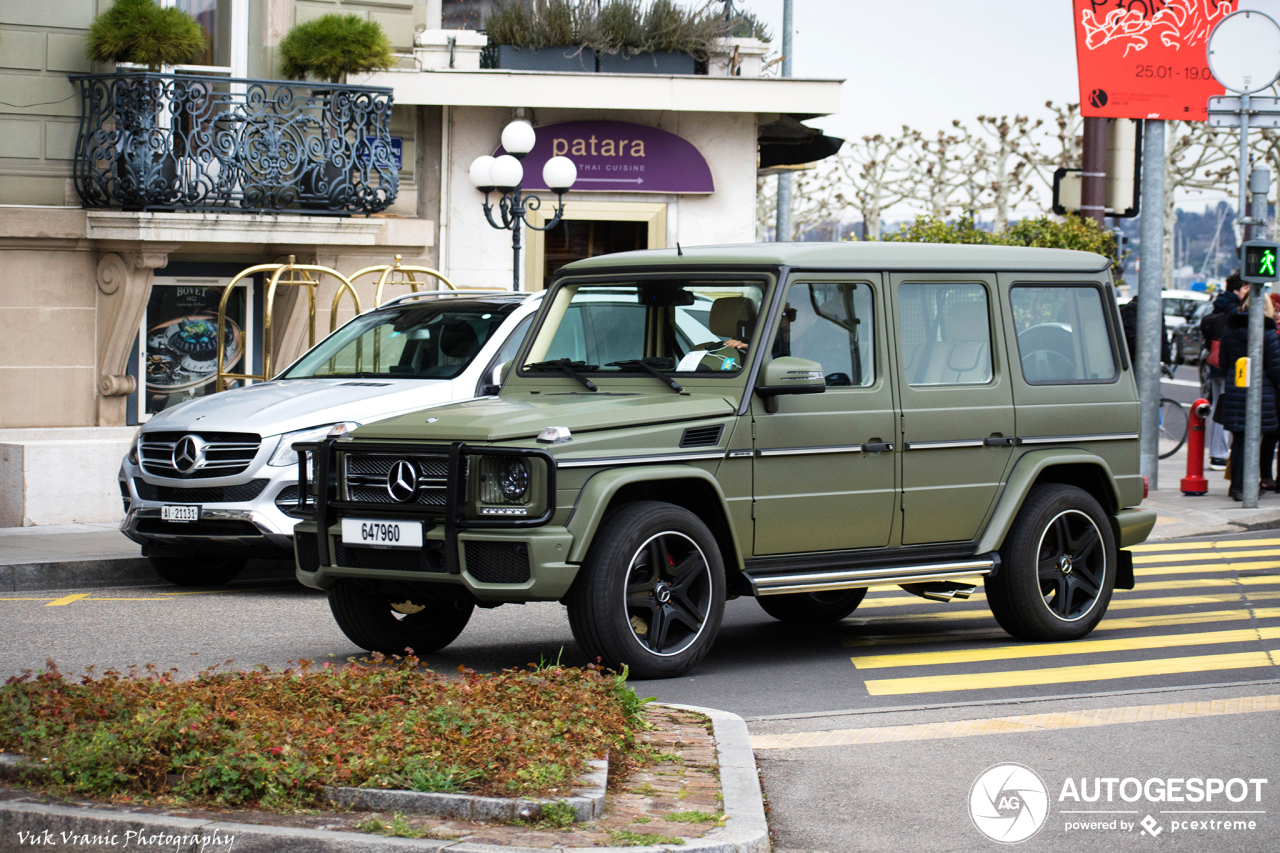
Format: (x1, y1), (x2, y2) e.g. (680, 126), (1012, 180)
(742, 0), (1270, 219)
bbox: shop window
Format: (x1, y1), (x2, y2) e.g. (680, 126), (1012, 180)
(542, 220), (647, 289)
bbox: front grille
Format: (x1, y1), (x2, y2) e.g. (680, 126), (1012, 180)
(119, 479), (130, 513)
(136, 518), (262, 537)
(342, 452), (451, 507)
(334, 541), (447, 573)
(296, 535), (320, 573)
(140, 431), (261, 480)
(134, 479), (268, 503)
(465, 542), (531, 584)
(680, 424), (724, 448)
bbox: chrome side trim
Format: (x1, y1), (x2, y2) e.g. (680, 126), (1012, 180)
(556, 450), (726, 469)
(747, 558), (996, 596)
(903, 439), (986, 450)
(756, 444), (863, 458)
(1018, 432), (1140, 445)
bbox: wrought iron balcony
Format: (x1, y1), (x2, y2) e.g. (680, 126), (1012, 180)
(70, 72), (398, 215)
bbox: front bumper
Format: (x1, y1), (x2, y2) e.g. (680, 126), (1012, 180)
(292, 438), (575, 601)
(119, 457), (301, 556)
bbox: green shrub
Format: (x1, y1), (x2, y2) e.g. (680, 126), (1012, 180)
(85, 0), (206, 71)
(726, 10), (771, 41)
(278, 14), (394, 83)
(485, 0), (725, 59)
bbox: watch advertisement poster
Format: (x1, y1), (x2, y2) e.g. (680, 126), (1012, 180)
(142, 278), (251, 416)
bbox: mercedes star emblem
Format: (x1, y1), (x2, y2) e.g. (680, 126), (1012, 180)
(386, 459), (419, 503)
(172, 435), (207, 474)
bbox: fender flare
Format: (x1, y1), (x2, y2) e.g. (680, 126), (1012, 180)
(974, 449), (1122, 555)
(565, 465), (744, 568)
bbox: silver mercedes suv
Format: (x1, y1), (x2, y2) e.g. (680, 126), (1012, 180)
(119, 290), (541, 586)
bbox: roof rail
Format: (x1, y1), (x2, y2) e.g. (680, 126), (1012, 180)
(376, 289), (526, 308)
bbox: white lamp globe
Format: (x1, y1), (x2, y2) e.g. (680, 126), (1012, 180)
(543, 156), (577, 191)
(501, 120), (537, 157)
(469, 155), (496, 190)
(490, 154), (524, 191)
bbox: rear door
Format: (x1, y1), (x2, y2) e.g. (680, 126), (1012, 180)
(890, 274), (1015, 545)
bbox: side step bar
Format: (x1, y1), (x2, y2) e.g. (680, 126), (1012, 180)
(744, 555), (998, 597)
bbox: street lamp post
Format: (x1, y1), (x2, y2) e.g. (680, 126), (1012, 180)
(469, 120), (577, 291)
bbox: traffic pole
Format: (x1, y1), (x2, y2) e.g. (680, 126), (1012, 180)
(1242, 166), (1271, 507)
(1137, 119), (1165, 490)
(774, 0), (794, 242)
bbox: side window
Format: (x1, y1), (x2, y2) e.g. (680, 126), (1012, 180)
(773, 282), (875, 387)
(898, 283), (993, 386)
(1011, 285), (1118, 384)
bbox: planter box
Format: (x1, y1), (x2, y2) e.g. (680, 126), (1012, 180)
(493, 44), (597, 72)
(414, 29), (488, 70)
(598, 50), (697, 75)
(708, 37), (770, 78)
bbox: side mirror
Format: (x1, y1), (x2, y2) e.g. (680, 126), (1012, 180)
(482, 361), (509, 396)
(756, 357), (825, 413)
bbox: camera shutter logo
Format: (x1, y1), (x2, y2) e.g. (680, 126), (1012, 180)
(386, 459), (419, 503)
(969, 763), (1049, 843)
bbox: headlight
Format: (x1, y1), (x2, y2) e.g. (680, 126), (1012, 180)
(477, 457), (530, 505)
(268, 424), (355, 467)
(126, 426), (143, 465)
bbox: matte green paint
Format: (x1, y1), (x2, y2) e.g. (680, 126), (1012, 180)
(973, 449), (1123, 555)
(1112, 508), (1159, 549)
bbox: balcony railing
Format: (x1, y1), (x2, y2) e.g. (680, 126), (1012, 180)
(70, 72), (398, 215)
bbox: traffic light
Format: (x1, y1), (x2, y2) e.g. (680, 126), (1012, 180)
(1242, 240), (1280, 284)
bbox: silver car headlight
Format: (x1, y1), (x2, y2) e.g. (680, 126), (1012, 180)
(268, 424), (355, 467)
(126, 425), (143, 465)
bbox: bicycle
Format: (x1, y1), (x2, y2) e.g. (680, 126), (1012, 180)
(1159, 397), (1188, 459)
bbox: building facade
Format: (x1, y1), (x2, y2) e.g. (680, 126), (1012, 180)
(0, 0), (841, 524)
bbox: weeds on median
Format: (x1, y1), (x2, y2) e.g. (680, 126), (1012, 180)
(0, 655), (647, 810)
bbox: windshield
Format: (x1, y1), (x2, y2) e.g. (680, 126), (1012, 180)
(282, 301), (518, 380)
(524, 280), (767, 375)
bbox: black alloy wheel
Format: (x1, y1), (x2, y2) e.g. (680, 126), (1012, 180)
(624, 531), (716, 656)
(986, 484), (1116, 641)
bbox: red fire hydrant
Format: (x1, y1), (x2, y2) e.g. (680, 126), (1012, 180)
(1181, 398), (1213, 496)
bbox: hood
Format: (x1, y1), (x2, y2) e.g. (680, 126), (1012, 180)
(142, 378), (458, 437)
(1213, 291), (1240, 313)
(352, 391), (738, 443)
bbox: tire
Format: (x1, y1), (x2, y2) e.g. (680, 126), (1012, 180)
(757, 588), (867, 623)
(328, 580), (473, 656)
(566, 501), (725, 680)
(149, 553), (246, 587)
(1158, 397), (1188, 459)
(985, 484), (1116, 641)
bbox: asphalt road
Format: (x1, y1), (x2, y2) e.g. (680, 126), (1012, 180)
(2, 528), (1277, 851)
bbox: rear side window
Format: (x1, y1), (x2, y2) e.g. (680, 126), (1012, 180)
(898, 283), (993, 386)
(1011, 285), (1117, 384)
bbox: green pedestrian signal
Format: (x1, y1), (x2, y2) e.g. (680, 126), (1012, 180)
(1243, 240), (1280, 284)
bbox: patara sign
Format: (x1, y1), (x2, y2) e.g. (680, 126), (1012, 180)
(496, 120), (714, 194)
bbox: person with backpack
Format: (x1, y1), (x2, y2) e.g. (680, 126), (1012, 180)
(1201, 273), (1247, 469)
(1215, 286), (1280, 501)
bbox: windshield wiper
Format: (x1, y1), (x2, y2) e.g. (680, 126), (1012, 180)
(607, 359), (683, 393)
(524, 359), (598, 391)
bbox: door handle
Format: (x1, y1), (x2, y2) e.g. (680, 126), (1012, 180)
(983, 436), (1015, 447)
(862, 442), (894, 453)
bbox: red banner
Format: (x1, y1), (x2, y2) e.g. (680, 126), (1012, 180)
(1073, 0), (1235, 120)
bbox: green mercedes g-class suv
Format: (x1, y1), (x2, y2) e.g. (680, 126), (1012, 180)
(292, 242), (1156, 679)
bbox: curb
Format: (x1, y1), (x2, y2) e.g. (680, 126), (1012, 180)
(0, 558), (297, 592)
(0, 705), (769, 853)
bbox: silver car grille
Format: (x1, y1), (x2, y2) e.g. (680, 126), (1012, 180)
(342, 452), (451, 507)
(139, 431), (262, 480)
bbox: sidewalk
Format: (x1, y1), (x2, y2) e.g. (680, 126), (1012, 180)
(1142, 444), (1280, 540)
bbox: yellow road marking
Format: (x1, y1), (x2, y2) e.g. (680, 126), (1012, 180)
(1134, 550), (1280, 564)
(1131, 537), (1280, 552)
(43, 594), (89, 607)
(862, 651), (1278, 696)
(1136, 561), (1279, 576)
(750, 694), (1280, 750)
(842, 607), (1280, 647)
(851, 625), (1280, 669)
(1139, 576), (1280, 591)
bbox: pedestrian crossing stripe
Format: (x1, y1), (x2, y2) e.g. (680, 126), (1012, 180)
(841, 607), (1280, 647)
(855, 584), (1280, 615)
(1135, 561), (1279, 576)
(749, 695), (1280, 750)
(850, 625), (1280, 669)
(1134, 549), (1280, 564)
(862, 651), (1280, 696)
(1131, 537), (1280, 552)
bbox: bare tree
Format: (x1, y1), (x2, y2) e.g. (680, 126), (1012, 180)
(1026, 100), (1083, 196)
(970, 114), (1043, 231)
(828, 129), (919, 239)
(757, 166), (843, 241)
(906, 123), (970, 218)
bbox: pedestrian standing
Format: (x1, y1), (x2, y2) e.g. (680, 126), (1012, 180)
(1215, 287), (1280, 501)
(1202, 273), (1247, 470)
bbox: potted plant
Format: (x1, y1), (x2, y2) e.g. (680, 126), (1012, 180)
(484, 0), (598, 73)
(277, 14), (396, 209)
(594, 0), (722, 75)
(84, 0), (206, 207)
